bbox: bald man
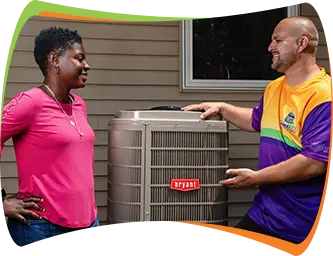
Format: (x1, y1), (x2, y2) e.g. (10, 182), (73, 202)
(183, 16), (331, 243)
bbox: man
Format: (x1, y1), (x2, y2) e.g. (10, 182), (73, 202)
(183, 16), (331, 244)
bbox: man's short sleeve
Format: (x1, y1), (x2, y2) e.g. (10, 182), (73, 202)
(252, 96), (264, 132)
(301, 101), (331, 162)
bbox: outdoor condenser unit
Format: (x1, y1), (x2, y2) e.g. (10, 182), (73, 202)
(107, 106), (229, 225)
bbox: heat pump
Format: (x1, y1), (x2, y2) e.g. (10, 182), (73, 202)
(107, 107), (229, 225)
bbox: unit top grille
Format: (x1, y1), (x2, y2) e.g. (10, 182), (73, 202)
(114, 110), (222, 121)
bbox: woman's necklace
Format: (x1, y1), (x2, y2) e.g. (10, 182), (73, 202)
(43, 84), (84, 137)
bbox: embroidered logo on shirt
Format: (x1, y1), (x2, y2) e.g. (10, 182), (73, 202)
(2, 93), (24, 120)
(280, 112), (297, 133)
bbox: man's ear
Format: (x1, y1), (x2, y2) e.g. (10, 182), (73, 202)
(298, 36), (309, 53)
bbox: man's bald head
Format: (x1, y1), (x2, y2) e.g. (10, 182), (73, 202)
(276, 16), (319, 54)
(268, 16), (320, 73)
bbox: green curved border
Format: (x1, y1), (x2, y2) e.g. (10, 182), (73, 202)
(1, 0), (196, 112)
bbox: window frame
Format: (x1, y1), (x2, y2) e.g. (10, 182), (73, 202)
(180, 5), (301, 92)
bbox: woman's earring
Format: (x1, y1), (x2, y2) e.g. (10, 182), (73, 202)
(56, 66), (60, 74)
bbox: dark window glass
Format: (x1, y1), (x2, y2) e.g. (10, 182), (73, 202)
(193, 8), (287, 80)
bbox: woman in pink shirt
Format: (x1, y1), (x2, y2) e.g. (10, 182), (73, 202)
(1, 27), (98, 246)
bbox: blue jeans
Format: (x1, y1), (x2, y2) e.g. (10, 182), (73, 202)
(7, 217), (100, 246)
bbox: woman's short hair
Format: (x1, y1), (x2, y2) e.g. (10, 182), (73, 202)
(34, 26), (82, 76)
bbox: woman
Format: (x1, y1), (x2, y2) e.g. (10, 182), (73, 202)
(1, 27), (98, 246)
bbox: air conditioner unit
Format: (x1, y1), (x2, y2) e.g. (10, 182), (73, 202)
(107, 107), (229, 225)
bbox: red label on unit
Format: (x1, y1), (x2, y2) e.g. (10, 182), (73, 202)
(170, 179), (200, 192)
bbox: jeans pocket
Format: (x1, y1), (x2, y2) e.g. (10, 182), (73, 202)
(7, 218), (56, 248)
(24, 221), (53, 246)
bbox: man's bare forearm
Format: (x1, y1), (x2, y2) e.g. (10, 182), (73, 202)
(253, 154), (327, 185)
(219, 102), (255, 132)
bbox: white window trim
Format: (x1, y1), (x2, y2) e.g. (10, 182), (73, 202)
(180, 5), (301, 92)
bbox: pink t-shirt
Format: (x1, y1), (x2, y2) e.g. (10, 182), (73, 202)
(1, 87), (97, 228)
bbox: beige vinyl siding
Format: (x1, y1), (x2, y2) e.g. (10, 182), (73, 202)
(301, 3), (330, 74)
(1, 3), (329, 227)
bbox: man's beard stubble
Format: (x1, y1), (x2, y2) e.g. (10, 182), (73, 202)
(271, 57), (296, 73)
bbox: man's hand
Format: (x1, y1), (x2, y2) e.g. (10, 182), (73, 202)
(220, 168), (258, 188)
(183, 102), (255, 132)
(3, 194), (45, 225)
(182, 102), (224, 120)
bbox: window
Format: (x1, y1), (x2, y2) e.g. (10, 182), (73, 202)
(180, 5), (300, 92)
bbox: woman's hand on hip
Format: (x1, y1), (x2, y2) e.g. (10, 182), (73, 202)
(3, 194), (45, 225)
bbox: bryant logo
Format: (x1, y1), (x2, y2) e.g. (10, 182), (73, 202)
(170, 179), (200, 192)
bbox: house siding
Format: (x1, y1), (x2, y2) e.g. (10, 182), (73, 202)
(1, 3), (329, 226)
